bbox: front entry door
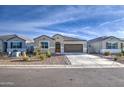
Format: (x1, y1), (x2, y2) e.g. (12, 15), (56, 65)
(55, 42), (61, 53)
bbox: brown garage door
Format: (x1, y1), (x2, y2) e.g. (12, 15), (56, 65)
(64, 44), (83, 53)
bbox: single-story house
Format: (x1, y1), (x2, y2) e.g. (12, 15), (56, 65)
(26, 42), (35, 54)
(34, 34), (87, 54)
(88, 36), (124, 54)
(0, 34), (33, 56)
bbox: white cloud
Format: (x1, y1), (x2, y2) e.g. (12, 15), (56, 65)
(1, 6), (124, 39)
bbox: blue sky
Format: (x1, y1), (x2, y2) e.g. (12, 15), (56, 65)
(0, 5), (124, 40)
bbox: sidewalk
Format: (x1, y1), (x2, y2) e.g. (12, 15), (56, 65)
(0, 64), (124, 68)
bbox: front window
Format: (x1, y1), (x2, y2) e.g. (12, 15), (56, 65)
(11, 42), (22, 48)
(88, 44), (91, 47)
(41, 42), (48, 49)
(106, 42), (118, 49)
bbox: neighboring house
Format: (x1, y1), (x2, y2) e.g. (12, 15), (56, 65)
(26, 42), (35, 54)
(34, 34), (87, 54)
(120, 38), (124, 51)
(88, 36), (124, 54)
(0, 34), (33, 56)
(0, 39), (3, 53)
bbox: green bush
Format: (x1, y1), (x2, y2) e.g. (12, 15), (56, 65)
(116, 53), (123, 57)
(34, 48), (46, 61)
(104, 52), (111, 56)
(121, 51), (124, 56)
(35, 48), (42, 56)
(0, 52), (4, 57)
(46, 50), (52, 58)
(39, 54), (45, 61)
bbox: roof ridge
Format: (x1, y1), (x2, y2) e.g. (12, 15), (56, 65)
(52, 34), (64, 37)
(34, 35), (54, 40)
(88, 36), (122, 42)
(52, 34), (85, 40)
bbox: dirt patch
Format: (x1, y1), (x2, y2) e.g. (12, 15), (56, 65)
(0, 54), (68, 65)
(115, 57), (124, 64)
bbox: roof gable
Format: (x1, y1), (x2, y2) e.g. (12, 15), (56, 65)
(7, 35), (26, 41)
(89, 36), (122, 43)
(104, 36), (121, 41)
(63, 36), (86, 41)
(52, 34), (63, 37)
(53, 34), (86, 41)
(0, 34), (33, 42)
(34, 35), (54, 40)
(0, 34), (16, 41)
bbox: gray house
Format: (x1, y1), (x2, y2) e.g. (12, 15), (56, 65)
(88, 36), (124, 54)
(0, 34), (33, 56)
(34, 34), (87, 54)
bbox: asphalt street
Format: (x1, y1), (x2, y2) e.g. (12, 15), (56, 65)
(0, 67), (124, 87)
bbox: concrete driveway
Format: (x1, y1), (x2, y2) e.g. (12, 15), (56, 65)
(66, 54), (124, 67)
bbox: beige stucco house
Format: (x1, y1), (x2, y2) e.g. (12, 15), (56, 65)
(88, 36), (124, 54)
(34, 34), (87, 54)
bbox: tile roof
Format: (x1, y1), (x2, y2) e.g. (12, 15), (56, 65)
(0, 34), (16, 41)
(34, 35), (54, 40)
(53, 34), (86, 41)
(63, 36), (86, 41)
(88, 36), (122, 43)
(0, 34), (33, 42)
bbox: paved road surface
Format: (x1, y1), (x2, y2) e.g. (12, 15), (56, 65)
(0, 68), (124, 87)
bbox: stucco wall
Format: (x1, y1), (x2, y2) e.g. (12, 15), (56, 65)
(53, 35), (64, 53)
(101, 37), (122, 54)
(7, 37), (26, 53)
(35, 35), (87, 53)
(0, 40), (3, 52)
(122, 42), (124, 51)
(88, 41), (102, 53)
(34, 36), (55, 53)
(88, 37), (123, 54)
(102, 38), (121, 49)
(100, 49), (121, 54)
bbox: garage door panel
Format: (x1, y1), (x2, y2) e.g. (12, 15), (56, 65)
(64, 44), (83, 52)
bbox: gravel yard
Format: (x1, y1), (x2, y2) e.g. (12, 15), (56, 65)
(0, 54), (68, 65)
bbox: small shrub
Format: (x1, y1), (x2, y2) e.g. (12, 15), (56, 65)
(35, 48), (42, 56)
(22, 56), (29, 61)
(33, 52), (37, 56)
(39, 54), (44, 61)
(121, 51), (124, 56)
(0, 52), (3, 57)
(116, 53), (123, 57)
(52, 61), (56, 64)
(46, 50), (52, 58)
(22, 52), (29, 61)
(114, 57), (118, 61)
(34, 48), (46, 61)
(104, 52), (111, 56)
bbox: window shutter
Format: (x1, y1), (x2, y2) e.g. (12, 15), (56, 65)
(11, 42), (13, 48)
(20, 42), (22, 48)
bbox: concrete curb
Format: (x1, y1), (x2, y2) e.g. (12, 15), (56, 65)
(0, 65), (124, 68)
